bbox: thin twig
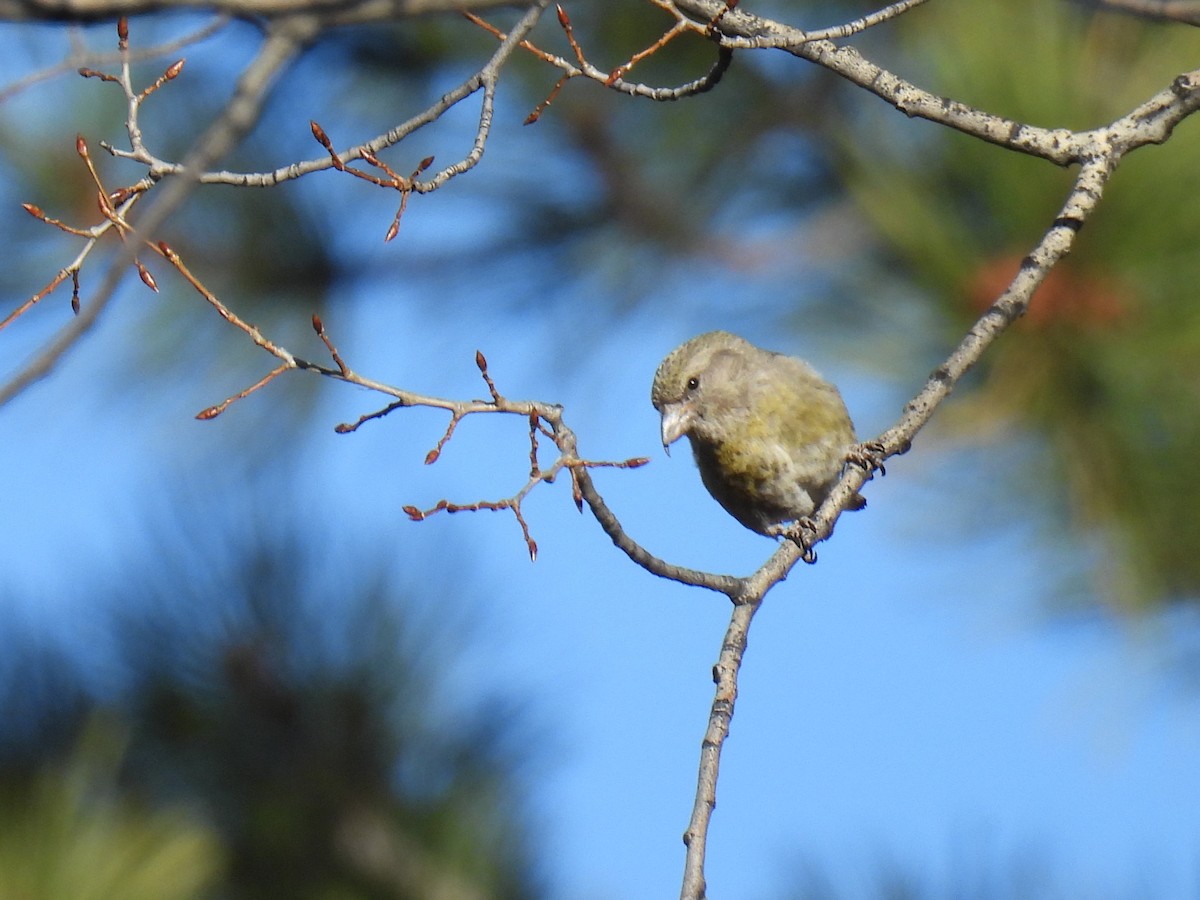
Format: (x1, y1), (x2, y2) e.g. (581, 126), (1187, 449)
(467, 2), (733, 121)
(0, 15), (229, 104)
(0, 15), (317, 408)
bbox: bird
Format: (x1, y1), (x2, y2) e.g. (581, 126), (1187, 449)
(650, 330), (865, 537)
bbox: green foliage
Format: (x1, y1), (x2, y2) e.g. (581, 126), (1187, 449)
(0, 521), (541, 900)
(0, 719), (224, 900)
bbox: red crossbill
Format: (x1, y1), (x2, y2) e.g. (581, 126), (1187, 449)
(651, 331), (864, 536)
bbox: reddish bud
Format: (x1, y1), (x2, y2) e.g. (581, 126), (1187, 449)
(311, 313), (324, 334)
(556, 4), (570, 27)
(383, 221), (400, 243)
(75, 135), (88, 158)
(117, 16), (128, 41)
(21, 203), (43, 218)
(136, 262), (158, 293)
(334, 423), (352, 434)
(71, 294), (80, 314)
(475, 350), (487, 372)
(417, 155), (434, 173)
(402, 505), (425, 521)
(528, 540), (538, 563)
(310, 120), (330, 145)
(196, 406), (221, 420)
(109, 187), (131, 205)
(424, 448), (440, 465)
(165, 59), (184, 80)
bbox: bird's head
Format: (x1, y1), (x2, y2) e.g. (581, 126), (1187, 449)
(650, 330), (752, 452)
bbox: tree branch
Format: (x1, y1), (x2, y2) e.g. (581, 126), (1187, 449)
(673, 0), (1200, 164)
(0, 15), (316, 406)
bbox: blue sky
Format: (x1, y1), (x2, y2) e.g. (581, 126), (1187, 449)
(3, 14), (1200, 900)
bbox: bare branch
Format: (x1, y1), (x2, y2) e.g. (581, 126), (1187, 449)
(0, 15), (229, 104)
(677, 155), (1121, 900)
(0, 15), (316, 407)
(796, 0), (932, 40)
(101, 2), (548, 191)
(680, 596), (758, 900)
(672, 0), (1200, 165)
(468, 2), (732, 120)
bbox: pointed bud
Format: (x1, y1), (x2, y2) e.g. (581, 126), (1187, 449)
(136, 261), (158, 293)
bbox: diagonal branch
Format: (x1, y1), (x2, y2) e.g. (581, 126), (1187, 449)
(0, 15), (317, 408)
(677, 154), (1118, 900)
(113, 2), (550, 190)
(672, 0), (1200, 165)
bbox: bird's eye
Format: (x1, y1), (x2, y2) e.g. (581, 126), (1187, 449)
(686, 376), (700, 391)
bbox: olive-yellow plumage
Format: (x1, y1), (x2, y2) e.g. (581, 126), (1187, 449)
(650, 331), (863, 535)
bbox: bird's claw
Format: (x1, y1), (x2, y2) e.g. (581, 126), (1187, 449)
(770, 517), (819, 564)
(845, 440), (888, 478)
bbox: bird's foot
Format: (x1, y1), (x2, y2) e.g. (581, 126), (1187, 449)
(770, 518), (819, 564)
(845, 439), (889, 478)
